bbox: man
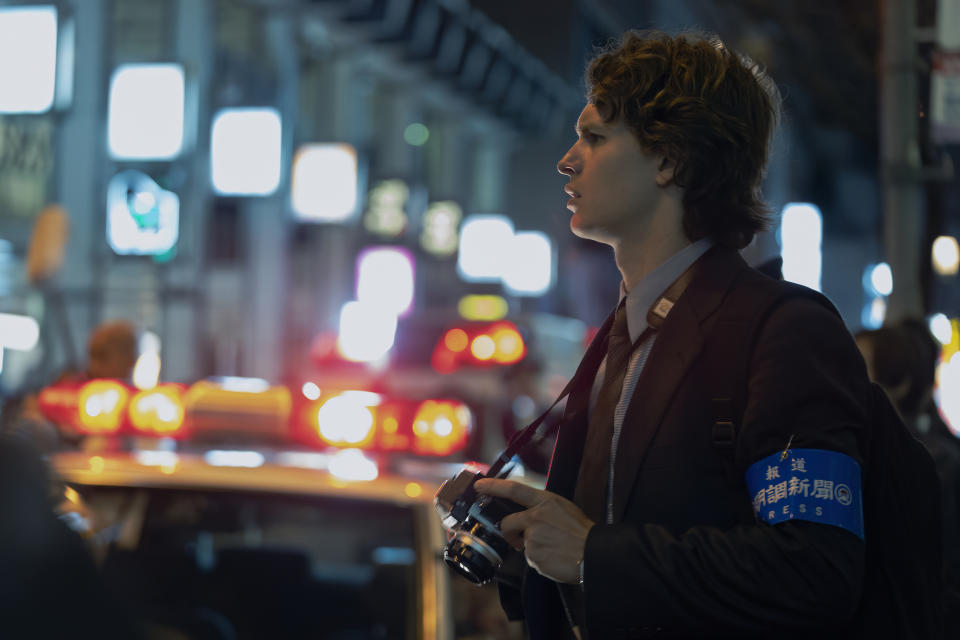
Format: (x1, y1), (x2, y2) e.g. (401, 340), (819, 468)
(475, 31), (872, 638)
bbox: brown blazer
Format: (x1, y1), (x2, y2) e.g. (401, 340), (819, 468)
(501, 246), (869, 639)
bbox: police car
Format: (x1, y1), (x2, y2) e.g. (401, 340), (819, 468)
(36, 376), (517, 639)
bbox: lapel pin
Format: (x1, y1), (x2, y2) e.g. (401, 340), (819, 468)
(779, 434), (795, 461)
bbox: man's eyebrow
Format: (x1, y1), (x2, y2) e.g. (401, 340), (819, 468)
(575, 122), (601, 136)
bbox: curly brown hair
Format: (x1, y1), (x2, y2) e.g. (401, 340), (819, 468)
(586, 30), (780, 249)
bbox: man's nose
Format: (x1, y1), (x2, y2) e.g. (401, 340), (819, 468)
(557, 147), (578, 176)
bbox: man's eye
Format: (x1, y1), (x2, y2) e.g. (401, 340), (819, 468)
(583, 133), (601, 143)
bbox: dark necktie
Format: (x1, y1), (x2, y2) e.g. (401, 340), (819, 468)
(574, 302), (633, 523)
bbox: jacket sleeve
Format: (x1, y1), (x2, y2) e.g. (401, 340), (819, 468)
(581, 297), (868, 636)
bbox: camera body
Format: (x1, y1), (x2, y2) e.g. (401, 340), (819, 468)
(435, 469), (524, 585)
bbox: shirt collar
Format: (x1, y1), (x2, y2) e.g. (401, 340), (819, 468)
(619, 237), (715, 343)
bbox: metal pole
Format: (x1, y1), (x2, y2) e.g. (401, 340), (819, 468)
(881, 0), (925, 322)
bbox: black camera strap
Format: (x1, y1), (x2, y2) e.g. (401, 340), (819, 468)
(486, 311), (614, 479)
(485, 260), (700, 479)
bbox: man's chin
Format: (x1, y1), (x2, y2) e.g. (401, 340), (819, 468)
(570, 216), (601, 241)
(570, 219), (621, 248)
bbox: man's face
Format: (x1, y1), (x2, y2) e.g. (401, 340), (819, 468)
(557, 104), (667, 245)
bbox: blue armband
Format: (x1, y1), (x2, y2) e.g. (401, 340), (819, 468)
(745, 448), (864, 540)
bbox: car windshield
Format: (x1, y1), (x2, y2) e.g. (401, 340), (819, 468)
(72, 484), (418, 640)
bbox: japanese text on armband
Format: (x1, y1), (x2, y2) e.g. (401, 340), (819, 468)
(745, 448), (864, 540)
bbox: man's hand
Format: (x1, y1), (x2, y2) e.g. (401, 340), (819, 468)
(474, 478), (594, 584)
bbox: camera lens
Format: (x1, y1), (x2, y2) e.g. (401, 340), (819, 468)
(438, 485), (524, 585)
(443, 528), (504, 585)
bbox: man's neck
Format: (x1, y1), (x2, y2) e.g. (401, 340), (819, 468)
(613, 202), (690, 291)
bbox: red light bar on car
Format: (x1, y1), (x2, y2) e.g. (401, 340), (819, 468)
(292, 389), (472, 456)
(37, 379), (472, 457)
(129, 385), (187, 436)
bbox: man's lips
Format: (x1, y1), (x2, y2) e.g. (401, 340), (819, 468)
(564, 186), (580, 198)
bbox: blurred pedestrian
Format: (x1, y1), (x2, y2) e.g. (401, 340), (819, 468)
(1, 319), (138, 451)
(856, 320), (960, 636)
(85, 319), (138, 382)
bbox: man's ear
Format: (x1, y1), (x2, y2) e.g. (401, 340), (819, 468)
(655, 156), (676, 187)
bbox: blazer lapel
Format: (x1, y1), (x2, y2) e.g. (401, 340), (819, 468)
(611, 246), (750, 522)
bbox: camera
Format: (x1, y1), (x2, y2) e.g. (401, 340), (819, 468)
(435, 469), (524, 585)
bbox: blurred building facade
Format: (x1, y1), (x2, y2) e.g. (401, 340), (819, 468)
(0, 0), (956, 397)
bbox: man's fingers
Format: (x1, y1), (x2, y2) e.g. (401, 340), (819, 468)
(498, 511), (530, 550)
(474, 478), (545, 507)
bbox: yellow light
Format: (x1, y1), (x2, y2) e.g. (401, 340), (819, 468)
(411, 400), (471, 456)
(444, 328), (469, 353)
(420, 201), (462, 257)
(89, 456), (105, 473)
(491, 324), (525, 364)
(78, 381), (129, 433)
(363, 179), (409, 237)
(378, 407), (409, 451)
(129, 386), (185, 435)
(64, 486), (80, 505)
(945, 319), (960, 362)
(471, 335), (496, 361)
(932, 236), (959, 276)
(160, 464), (177, 475)
(457, 295), (508, 321)
(404, 482), (423, 498)
(184, 381), (292, 416)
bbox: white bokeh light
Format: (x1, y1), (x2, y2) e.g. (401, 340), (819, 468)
(132, 330), (161, 390)
(503, 231), (554, 296)
(0, 313), (40, 351)
(932, 236), (959, 276)
(337, 301), (398, 363)
(204, 450), (265, 468)
(861, 295), (887, 330)
(457, 215), (514, 282)
(328, 448), (379, 482)
(301, 382), (321, 401)
(316, 394), (377, 445)
(937, 352), (960, 435)
(929, 314), (954, 346)
(211, 108), (282, 196)
(356, 247), (415, 316)
(780, 203), (822, 291)
(291, 143), (358, 222)
(108, 64), (185, 159)
(0, 6), (57, 113)
(868, 262), (894, 297)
